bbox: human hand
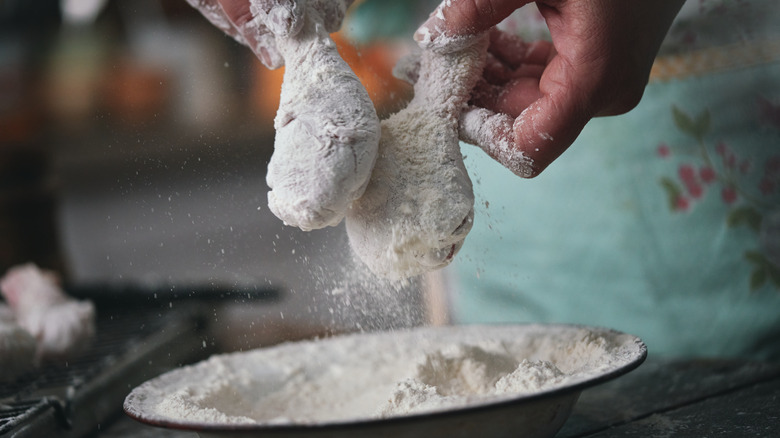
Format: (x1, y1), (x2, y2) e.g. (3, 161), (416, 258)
(416, 0), (685, 177)
(185, 0), (353, 69)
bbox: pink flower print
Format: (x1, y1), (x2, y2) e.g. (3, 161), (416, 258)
(721, 186), (738, 204)
(699, 166), (716, 184)
(657, 143), (671, 158)
(678, 165), (696, 183)
(675, 196), (691, 212)
(688, 183), (704, 199)
(678, 164), (704, 199)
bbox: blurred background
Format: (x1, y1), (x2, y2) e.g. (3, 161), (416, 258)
(0, 0), (444, 347)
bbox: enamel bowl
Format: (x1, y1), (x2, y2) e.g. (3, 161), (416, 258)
(124, 324), (646, 438)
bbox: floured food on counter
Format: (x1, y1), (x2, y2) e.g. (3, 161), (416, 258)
(344, 34), (489, 280)
(0, 263), (95, 362)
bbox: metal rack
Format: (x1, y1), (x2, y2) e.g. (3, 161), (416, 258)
(1, 300), (212, 437)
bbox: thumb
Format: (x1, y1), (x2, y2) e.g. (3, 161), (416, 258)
(414, 0), (531, 50)
(512, 90), (590, 176)
(458, 89), (589, 179)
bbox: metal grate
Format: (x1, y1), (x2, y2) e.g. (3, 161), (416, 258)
(0, 399), (54, 432)
(3, 308), (166, 399)
(0, 302), (211, 437)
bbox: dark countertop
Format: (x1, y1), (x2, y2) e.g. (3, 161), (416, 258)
(107, 357), (780, 437)
(559, 358), (780, 437)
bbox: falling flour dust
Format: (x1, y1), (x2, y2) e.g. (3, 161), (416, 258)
(128, 325), (644, 425)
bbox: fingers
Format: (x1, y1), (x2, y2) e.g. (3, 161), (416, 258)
(461, 93), (588, 178)
(463, 65), (591, 178)
(459, 107), (535, 178)
(212, 0), (291, 68)
(471, 76), (542, 116)
(249, 0), (306, 37)
(185, 0), (247, 44)
(216, 0), (254, 28)
(513, 90), (591, 176)
(253, 33), (285, 69)
(487, 28), (550, 69)
(415, 0), (532, 51)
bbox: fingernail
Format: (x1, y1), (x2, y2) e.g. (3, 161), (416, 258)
(413, 23), (433, 44)
(415, 3), (446, 43)
(414, 6), (484, 54)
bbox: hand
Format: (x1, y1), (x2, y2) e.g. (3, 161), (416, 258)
(186, 0), (353, 69)
(416, 0), (685, 177)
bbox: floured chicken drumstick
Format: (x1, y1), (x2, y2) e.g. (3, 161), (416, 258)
(0, 305), (37, 382)
(394, 31), (536, 179)
(188, 0), (380, 230)
(0, 264), (95, 361)
(345, 34), (489, 280)
(268, 0), (380, 230)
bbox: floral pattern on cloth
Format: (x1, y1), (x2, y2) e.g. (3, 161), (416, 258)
(450, 58), (780, 359)
(657, 103), (780, 290)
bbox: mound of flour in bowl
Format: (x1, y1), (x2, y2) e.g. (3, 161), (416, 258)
(134, 325), (644, 425)
(379, 344), (567, 416)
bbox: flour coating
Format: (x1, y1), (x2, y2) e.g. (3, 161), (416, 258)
(265, 0), (380, 231)
(344, 34), (489, 279)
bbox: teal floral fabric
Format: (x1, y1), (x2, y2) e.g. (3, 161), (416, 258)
(451, 60), (780, 360)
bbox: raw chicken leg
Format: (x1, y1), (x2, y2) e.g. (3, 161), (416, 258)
(0, 264), (95, 361)
(345, 34), (489, 280)
(267, 0), (380, 230)
(187, 0), (380, 231)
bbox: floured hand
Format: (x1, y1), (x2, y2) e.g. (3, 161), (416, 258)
(418, 0), (685, 177)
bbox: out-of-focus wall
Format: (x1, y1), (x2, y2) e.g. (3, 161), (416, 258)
(0, 0), (428, 338)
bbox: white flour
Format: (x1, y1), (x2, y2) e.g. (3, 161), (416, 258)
(128, 325), (645, 425)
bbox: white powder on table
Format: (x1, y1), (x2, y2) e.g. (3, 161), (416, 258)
(127, 325), (645, 426)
